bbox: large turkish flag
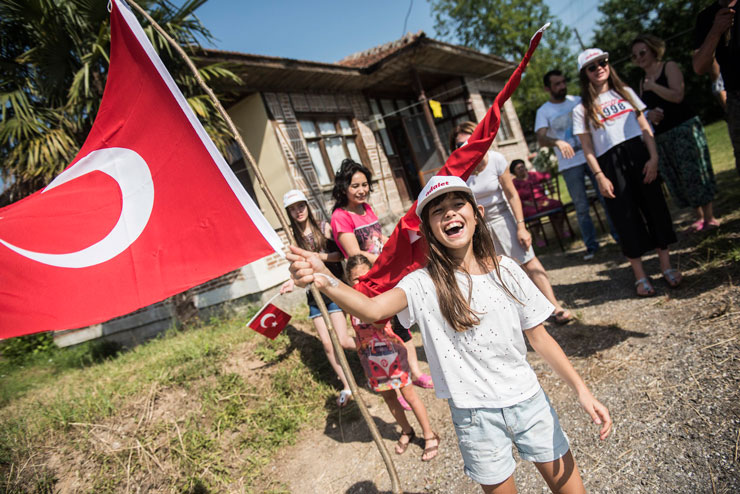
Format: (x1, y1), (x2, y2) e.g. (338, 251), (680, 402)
(0, 0), (283, 338)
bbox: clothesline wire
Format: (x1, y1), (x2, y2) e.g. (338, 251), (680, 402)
(359, 64), (512, 126)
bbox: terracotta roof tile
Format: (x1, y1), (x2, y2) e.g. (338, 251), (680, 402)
(337, 31), (424, 68)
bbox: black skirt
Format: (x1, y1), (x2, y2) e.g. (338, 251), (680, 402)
(597, 137), (677, 258)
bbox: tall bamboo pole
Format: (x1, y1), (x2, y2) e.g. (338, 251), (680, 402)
(123, 1), (402, 492)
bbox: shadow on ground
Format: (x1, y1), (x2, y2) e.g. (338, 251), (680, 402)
(321, 409), (425, 447)
(542, 321), (649, 358)
(345, 481), (426, 494)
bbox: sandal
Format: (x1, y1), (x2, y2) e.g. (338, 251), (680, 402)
(703, 219), (720, 231)
(690, 219), (705, 232)
(635, 278), (655, 297)
(412, 374), (434, 389)
(395, 428), (415, 455)
(662, 269), (682, 288)
(337, 389), (352, 408)
(553, 309), (573, 325)
(422, 432), (440, 462)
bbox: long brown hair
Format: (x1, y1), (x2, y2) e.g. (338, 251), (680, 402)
(579, 61), (642, 130)
(287, 201), (327, 253)
(419, 191), (520, 332)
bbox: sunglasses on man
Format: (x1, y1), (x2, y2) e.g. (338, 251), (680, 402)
(586, 59), (609, 73)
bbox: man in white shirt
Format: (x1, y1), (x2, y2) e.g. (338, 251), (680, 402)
(534, 69), (617, 260)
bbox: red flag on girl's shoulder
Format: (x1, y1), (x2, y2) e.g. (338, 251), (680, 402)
(355, 24), (550, 298)
(247, 302), (291, 340)
(0, 0), (283, 338)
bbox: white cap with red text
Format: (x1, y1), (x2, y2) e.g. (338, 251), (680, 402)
(415, 175), (475, 218)
(283, 189), (308, 209)
(577, 48), (609, 72)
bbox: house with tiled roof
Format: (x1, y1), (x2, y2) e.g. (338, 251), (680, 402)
(54, 31), (532, 348)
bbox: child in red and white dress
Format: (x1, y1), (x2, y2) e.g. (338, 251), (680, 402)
(346, 255), (439, 461)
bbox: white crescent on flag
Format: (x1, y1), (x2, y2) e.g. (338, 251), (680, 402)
(260, 313), (277, 328)
(0, 147), (154, 268)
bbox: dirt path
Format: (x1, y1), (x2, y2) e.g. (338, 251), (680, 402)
(257, 222), (740, 493)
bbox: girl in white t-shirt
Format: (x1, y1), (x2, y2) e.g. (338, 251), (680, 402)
(287, 176), (611, 493)
(573, 48), (680, 297)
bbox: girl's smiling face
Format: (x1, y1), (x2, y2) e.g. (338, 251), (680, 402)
(287, 201), (308, 223)
(585, 59), (610, 86)
(426, 192), (482, 258)
(346, 171), (370, 209)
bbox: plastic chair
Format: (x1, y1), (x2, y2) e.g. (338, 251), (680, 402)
(522, 175), (574, 251)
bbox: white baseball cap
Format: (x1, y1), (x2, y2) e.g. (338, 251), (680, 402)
(415, 175), (475, 218)
(577, 48), (609, 72)
(283, 189), (308, 209)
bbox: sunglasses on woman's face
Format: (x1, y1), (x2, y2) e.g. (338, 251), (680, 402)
(586, 59), (608, 73)
(631, 48), (648, 61)
(454, 141), (466, 149)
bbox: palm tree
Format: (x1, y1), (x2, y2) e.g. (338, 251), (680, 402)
(0, 0), (241, 205)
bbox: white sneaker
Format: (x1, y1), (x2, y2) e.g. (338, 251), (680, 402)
(583, 251), (595, 260)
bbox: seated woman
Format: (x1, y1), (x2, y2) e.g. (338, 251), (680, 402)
(510, 159), (569, 245)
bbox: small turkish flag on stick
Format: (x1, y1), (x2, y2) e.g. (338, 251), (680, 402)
(246, 295), (291, 340)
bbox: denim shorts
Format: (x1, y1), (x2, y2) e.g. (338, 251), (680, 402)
(448, 388), (570, 486)
(308, 301), (342, 319)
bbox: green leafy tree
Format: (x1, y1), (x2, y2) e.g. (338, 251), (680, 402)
(430, 0), (576, 139)
(591, 0), (723, 125)
(0, 0), (240, 205)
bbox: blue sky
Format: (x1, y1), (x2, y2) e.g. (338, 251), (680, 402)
(189, 0), (602, 63)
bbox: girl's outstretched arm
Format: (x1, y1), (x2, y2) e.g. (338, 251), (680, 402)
(524, 324), (612, 440)
(287, 245), (407, 322)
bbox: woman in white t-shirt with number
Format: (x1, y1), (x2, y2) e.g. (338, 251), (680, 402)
(573, 49), (680, 297)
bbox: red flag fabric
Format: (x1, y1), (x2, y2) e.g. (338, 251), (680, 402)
(0, 0), (284, 338)
(355, 24), (550, 298)
(247, 303), (291, 340)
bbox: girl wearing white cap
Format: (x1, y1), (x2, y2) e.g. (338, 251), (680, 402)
(287, 176), (611, 492)
(573, 48), (681, 297)
(280, 189), (356, 408)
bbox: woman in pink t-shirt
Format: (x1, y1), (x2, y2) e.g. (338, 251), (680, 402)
(330, 159), (388, 263)
(331, 159), (435, 402)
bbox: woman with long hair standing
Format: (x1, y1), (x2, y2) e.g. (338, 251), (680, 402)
(280, 190), (356, 407)
(451, 122), (574, 324)
(631, 33), (718, 231)
(573, 48), (681, 296)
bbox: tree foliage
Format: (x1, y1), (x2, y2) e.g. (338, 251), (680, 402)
(0, 0), (241, 205)
(430, 0), (576, 139)
(591, 0), (723, 125)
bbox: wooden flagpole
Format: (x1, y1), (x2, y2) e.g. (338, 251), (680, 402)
(122, 1), (402, 492)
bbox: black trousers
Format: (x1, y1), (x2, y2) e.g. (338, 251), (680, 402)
(598, 137), (677, 259)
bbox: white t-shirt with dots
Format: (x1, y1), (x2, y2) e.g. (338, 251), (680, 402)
(396, 256), (554, 409)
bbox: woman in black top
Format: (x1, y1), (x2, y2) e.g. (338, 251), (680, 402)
(631, 33), (718, 231)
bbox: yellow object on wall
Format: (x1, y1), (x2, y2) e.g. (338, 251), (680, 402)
(428, 99), (443, 119)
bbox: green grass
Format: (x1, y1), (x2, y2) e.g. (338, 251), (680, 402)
(0, 306), (343, 492)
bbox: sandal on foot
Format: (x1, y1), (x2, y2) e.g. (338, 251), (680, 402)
(662, 269), (682, 288)
(395, 428), (415, 455)
(635, 278), (655, 297)
(703, 219), (720, 230)
(412, 374), (434, 389)
(337, 389), (352, 408)
(397, 394), (412, 411)
(422, 432), (440, 462)
(553, 309), (574, 325)
(690, 219), (705, 232)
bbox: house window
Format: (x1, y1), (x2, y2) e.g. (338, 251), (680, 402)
(299, 117), (362, 186)
(483, 94), (515, 142)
